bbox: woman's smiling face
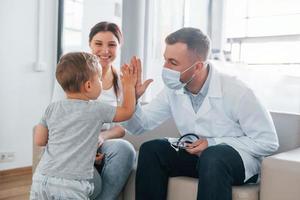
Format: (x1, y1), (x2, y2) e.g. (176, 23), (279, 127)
(89, 31), (119, 68)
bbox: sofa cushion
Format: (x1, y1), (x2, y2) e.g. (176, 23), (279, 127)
(260, 147), (300, 200)
(123, 164), (259, 200)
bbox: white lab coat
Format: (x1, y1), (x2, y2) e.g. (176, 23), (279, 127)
(123, 63), (279, 181)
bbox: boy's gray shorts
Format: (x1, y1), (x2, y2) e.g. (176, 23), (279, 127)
(30, 173), (94, 200)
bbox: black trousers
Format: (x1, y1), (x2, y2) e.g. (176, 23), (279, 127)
(136, 139), (257, 200)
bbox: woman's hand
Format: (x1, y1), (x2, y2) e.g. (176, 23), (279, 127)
(130, 56), (153, 100)
(95, 152), (105, 165)
(99, 126), (125, 145)
(98, 134), (105, 147)
(95, 135), (105, 165)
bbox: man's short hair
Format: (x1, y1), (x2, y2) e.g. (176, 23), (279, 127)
(56, 52), (101, 92)
(165, 27), (211, 60)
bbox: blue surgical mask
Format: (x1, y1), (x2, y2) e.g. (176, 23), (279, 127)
(161, 62), (198, 90)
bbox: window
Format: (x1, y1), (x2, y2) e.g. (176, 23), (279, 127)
(62, 0), (84, 54)
(224, 0), (300, 65)
(57, 0), (122, 58)
(221, 0), (300, 113)
(54, 0), (122, 101)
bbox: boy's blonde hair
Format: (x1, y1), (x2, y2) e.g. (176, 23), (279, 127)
(56, 52), (101, 92)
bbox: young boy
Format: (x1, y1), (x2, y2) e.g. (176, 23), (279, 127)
(30, 52), (137, 200)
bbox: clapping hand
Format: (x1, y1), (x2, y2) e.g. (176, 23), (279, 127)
(120, 63), (137, 87)
(130, 56), (153, 100)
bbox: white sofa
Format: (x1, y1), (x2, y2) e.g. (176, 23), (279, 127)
(121, 111), (300, 200)
(33, 111), (300, 200)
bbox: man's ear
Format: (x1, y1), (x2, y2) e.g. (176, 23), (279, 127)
(194, 62), (205, 76)
(195, 61), (204, 71)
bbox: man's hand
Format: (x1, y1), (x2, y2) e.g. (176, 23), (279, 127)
(130, 56), (153, 100)
(185, 139), (208, 156)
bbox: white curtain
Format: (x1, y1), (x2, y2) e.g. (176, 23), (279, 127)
(121, 0), (147, 64)
(207, 0), (227, 60)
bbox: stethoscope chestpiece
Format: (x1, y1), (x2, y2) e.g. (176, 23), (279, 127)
(175, 133), (200, 150)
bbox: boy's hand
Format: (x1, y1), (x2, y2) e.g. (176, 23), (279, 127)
(130, 57), (139, 85)
(114, 63), (137, 122)
(120, 63), (137, 87)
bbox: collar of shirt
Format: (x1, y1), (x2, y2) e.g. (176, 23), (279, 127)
(184, 64), (212, 98)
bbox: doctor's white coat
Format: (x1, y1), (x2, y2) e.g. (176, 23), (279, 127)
(123, 63), (279, 181)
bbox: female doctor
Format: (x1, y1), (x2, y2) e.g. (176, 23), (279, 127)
(122, 27), (279, 200)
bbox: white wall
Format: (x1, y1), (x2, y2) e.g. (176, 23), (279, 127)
(0, 0), (58, 170)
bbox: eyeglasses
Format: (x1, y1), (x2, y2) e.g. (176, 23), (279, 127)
(168, 133), (200, 151)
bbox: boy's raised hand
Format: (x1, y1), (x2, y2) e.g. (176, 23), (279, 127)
(113, 64), (137, 122)
(120, 63), (137, 87)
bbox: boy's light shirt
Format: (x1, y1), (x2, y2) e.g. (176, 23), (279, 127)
(36, 99), (116, 180)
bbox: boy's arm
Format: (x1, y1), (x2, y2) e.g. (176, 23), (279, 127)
(34, 124), (49, 146)
(113, 64), (137, 122)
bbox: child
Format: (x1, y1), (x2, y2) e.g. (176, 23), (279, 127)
(30, 52), (137, 200)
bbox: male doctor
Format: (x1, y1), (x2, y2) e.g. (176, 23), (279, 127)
(123, 27), (279, 200)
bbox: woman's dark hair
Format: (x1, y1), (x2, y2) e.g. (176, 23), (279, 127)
(89, 21), (123, 100)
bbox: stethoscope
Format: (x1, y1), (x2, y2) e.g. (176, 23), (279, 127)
(170, 133), (200, 151)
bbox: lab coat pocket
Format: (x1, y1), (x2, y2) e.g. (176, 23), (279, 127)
(207, 110), (234, 136)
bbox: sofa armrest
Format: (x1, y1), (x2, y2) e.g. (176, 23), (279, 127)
(260, 147), (300, 200)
